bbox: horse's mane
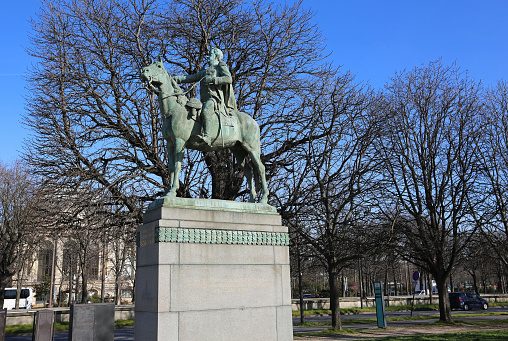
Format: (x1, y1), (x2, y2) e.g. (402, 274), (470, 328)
(165, 69), (188, 106)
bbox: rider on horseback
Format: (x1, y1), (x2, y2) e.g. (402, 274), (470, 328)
(173, 48), (237, 146)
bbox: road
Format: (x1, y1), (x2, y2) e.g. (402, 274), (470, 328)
(5, 307), (508, 340)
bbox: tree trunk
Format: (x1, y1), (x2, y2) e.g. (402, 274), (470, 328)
(502, 272), (507, 294)
(75, 270), (80, 304)
(81, 273), (88, 304)
(15, 277), (23, 310)
(205, 150), (244, 200)
(384, 268), (388, 296)
(329, 269), (342, 330)
(115, 274), (121, 305)
(132, 279), (135, 304)
(80, 256), (88, 304)
(427, 273), (433, 304)
(392, 265), (398, 296)
(101, 237), (106, 303)
(48, 239), (57, 307)
(115, 247), (126, 305)
(471, 271), (479, 295)
(15, 264), (25, 310)
(436, 276), (452, 322)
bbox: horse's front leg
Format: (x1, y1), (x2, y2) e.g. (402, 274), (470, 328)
(164, 138), (185, 198)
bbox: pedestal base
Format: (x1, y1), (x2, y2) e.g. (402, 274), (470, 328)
(134, 198), (292, 341)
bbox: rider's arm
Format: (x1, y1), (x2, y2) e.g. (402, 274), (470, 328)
(212, 62), (233, 85)
(174, 70), (205, 83)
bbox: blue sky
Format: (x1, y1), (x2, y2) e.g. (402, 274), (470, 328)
(1, 0), (507, 162)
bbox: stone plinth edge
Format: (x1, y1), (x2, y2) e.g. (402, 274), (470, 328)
(147, 196), (278, 214)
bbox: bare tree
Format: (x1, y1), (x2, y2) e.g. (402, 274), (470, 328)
(473, 80), (508, 271)
(12, 234), (38, 309)
(378, 61), (483, 322)
(105, 216), (136, 305)
(0, 161), (39, 309)
(276, 73), (382, 330)
(461, 235), (488, 295)
(23, 0), (334, 226)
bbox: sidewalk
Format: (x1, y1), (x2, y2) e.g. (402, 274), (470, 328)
(294, 323), (508, 340)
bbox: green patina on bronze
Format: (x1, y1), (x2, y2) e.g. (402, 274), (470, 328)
(155, 227), (289, 246)
(136, 228), (289, 247)
(140, 49), (269, 204)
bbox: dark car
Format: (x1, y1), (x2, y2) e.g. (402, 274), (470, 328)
(449, 292), (488, 311)
(296, 294), (315, 299)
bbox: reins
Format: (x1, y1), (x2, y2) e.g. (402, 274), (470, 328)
(144, 71), (205, 99)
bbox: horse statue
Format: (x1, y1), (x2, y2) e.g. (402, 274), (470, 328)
(140, 58), (269, 204)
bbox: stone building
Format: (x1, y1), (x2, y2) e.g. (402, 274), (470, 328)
(13, 236), (135, 307)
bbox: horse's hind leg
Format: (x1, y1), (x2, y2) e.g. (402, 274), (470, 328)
(248, 149), (269, 204)
(232, 147), (256, 202)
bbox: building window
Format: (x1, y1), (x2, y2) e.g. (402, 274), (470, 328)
(87, 245), (100, 281)
(121, 289), (133, 298)
(37, 241), (54, 281)
(62, 241), (78, 281)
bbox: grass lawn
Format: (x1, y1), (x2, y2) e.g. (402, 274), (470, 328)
(292, 304), (438, 316)
(294, 311), (508, 326)
(292, 301), (508, 316)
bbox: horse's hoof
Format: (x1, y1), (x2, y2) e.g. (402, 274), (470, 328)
(162, 192), (176, 199)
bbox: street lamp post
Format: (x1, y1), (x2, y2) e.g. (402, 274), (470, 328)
(297, 247), (305, 324)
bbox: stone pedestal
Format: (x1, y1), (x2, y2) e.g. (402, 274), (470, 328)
(134, 198), (292, 341)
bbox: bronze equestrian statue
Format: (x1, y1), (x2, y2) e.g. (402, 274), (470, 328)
(140, 50), (269, 204)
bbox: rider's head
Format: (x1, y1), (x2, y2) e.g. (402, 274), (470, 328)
(208, 48), (223, 66)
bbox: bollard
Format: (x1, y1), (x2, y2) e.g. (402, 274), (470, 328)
(34, 310), (55, 341)
(69, 303), (114, 341)
(0, 309), (6, 341)
(374, 282), (387, 328)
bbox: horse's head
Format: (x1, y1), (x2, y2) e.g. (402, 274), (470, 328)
(141, 56), (169, 92)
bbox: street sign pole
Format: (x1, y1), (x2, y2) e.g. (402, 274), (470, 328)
(411, 271), (420, 316)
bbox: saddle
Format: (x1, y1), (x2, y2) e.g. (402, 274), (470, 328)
(220, 109), (236, 127)
(185, 98), (237, 129)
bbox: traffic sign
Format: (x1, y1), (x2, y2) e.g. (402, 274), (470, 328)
(412, 271), (420, 281)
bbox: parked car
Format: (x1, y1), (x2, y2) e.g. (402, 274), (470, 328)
(449, 292), (488, 311)
(296, 294), (315, 299)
